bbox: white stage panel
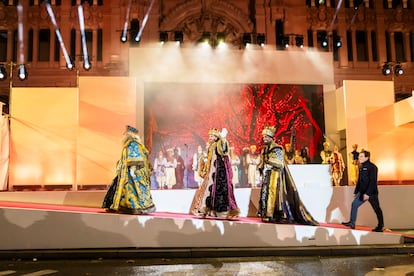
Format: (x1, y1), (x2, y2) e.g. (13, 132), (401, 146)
(0, 207), (403, 250)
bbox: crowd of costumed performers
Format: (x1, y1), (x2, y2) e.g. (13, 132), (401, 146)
(102, 125), (319, 227)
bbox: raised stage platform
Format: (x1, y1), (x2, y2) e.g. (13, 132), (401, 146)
(0, 187), (411, 251)
(1, 164), (413, 251)
(0, 200), (405, 251)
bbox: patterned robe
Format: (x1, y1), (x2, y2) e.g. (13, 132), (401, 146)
(258, 141), (318, 225)
(189, 138), (240, 219)
(102, 136), (156, 214)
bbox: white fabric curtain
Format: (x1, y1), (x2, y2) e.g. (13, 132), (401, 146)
(0, 111), (9, 191)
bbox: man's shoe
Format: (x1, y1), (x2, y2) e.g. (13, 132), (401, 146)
(342, 222), (355, 229)
(372, 226), (383, 232)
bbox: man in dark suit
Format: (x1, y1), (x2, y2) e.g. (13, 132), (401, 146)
(342, 150), (384, 232)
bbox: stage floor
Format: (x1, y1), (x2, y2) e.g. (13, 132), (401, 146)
(0, 198), (408, 251)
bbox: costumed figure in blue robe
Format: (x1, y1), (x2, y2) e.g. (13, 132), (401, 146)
(189, 128), (240, 219)
(257, 126), (318, 226)
(102, 125), (156, 214)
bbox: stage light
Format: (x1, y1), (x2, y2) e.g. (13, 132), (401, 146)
(129, 18), (140, 43)
(257, 33), (265, 47)
(382, 63), (391, 76)
(217, 32), (225, 44)
(353, 0), (363, 9)
(334, 35), (342, 48)
(174, 31), (183, 44)
(17, 64), (27, 80)
(295, 35), (304, 48)
(394, 63), (404, 76)
(159, 31), (168, 44)
(201, 32), (211, 44)
(242, 33), (251, 46)
(120, 33), (127, 43)
(321, 37), (328, 48)
(282, 36), (290, 48)
(135, 0), (155, 43)
(66, 61), (74, 70)
(83, 58), (91, 71)
(0, 66), (6, 80)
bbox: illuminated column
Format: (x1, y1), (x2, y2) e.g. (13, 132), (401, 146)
(374, 4), (387, 63)
(389, 32), (396, 61)
(337, 10), (348, 67)
(92, 29), (97, 65)
(49, 27), (55, 65)
(76, 28), (81, 64)
(403, 0), (408, 8)
(351, 29), (357, 62)
(255, 1), (266, 39)
(366, 29), (373, 63)
(32, 27), (39, 66)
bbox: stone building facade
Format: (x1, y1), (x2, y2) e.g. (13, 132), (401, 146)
(0, 0), (412, 110)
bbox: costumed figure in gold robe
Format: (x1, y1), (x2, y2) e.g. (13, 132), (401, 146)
(189, 128), (240, 219)
(102, 125), (156, 214)
(320, 141), (333, 164)
(330, 145), (345, 186)
(257, 126), (318, 226)
(349, 144), (359, 185)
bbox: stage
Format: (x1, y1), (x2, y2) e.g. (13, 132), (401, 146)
(0, 187), (412, 251)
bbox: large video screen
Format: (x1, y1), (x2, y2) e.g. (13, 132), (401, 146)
(144, 83), (325, 188)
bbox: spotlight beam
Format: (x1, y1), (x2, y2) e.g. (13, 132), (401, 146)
(16, 4), (28, 81)
(134, 0), (155, 42)
(328, 0), (343, 31)
(17, 4), (24, 66)
(78, 5), (91, 70)
(46, 2), (72, 68)
(121, 0), (132, 42)
(350, 0), (364, 25)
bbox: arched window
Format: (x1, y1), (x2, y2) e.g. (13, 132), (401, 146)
(38, 29), (51, 62)
(356, 30), (368, 61)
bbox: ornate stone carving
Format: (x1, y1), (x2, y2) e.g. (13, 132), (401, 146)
(346, 6), (376, 30)
(0, 3), (16, 28)
(160, 0), (253, 46)
(306, 5), (335, 29)
(0, 3), (6, 22)
(384, 6), (414, 31)
(29, 2), (61, 28)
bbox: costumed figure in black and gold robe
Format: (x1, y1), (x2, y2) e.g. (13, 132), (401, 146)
(257, 126), (318, 226)
(102, 125), (156, 214)
(349, 144), (359, 185)
(189, 128), (240, 219)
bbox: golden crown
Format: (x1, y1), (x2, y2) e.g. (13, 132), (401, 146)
(208, 128), (221, 137)
(262, 126), (276, 138)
